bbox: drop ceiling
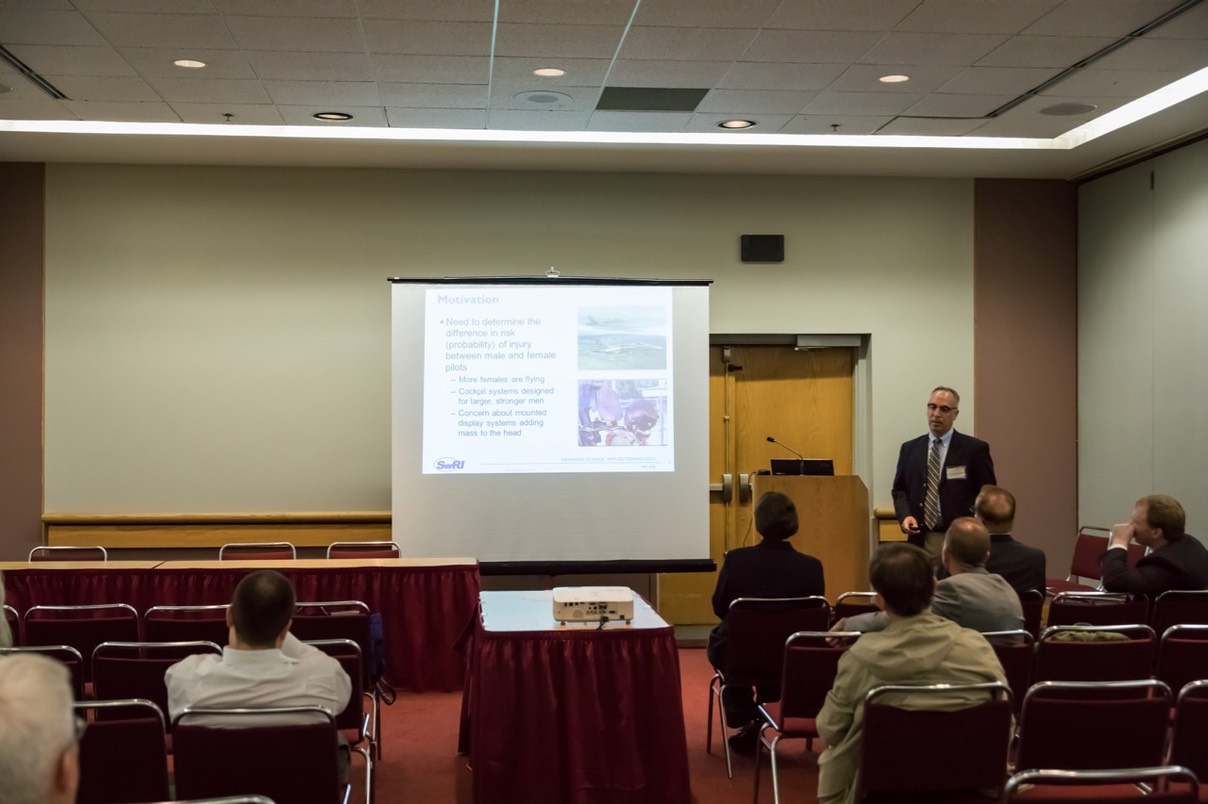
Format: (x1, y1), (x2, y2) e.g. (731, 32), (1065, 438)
(1, 0), (1207, 178)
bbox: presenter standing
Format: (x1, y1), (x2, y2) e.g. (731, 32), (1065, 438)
(892, 386), (996, 562)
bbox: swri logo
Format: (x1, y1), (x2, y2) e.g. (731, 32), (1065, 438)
(434, 458), (466, 472)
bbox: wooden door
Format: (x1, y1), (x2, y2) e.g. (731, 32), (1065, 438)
(657, 345), (855, 625)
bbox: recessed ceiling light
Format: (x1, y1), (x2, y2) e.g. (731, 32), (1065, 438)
(173, 59), (206, 69)
(313, 112), (354, 121)
(718, 119), (755, 129)
(1040, 102), (1098, 116)
(533, 68), (566, 77)
(879, 74), (910, 84)
(514, 90), (571, 106)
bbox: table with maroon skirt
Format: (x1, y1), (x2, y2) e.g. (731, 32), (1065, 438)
(0, 558), (479, 692)
(459, 590), (691, 804)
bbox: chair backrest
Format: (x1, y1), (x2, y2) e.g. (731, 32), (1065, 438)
(1018, 589), (1044, 639)
(3, 603), (19, 643)
(1171, 679), (1208, 781)
(1036, 624), (1156, 683)
(173, 707), (344, 803)
(858, 682), (1013, 799)
(0, 644), (85, 699)
(776, 631), (858, 719)
(143, 604), (231, 645)
(982, 630), (1034, 713)
(1152, 589), (1208, 636)
(326, 540), (400, 559)
(302, 638), (366, 735)
(1015, 680), (1172, 772)
(1004, 766), (1199, 803)
(1157, 624), (1208, 694)
(74, 699), (169, 804)
(291, 601), (374, 684)
(721, 597), (831, 687)
(24, 604), (140, 682)
(218, 542), (296, 560)
(92, 641), (222, 720)
(1067, 527), (1110, 580)
(832, 591), (879, 624)
(28, 545), (108, 562)
(1048, 591), (1149, 627)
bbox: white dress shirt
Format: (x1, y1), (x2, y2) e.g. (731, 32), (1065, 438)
(165, 632), (351, 726)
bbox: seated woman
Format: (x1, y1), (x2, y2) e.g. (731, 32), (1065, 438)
(707, 491), (825, 754)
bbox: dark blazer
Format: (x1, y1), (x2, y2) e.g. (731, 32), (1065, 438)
(892, 430), (996, 547)
(1100, 535), (1208, 596)
(986, 534), (1047, 595)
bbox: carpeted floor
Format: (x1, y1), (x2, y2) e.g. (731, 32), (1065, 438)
(368, 646), (823, 804)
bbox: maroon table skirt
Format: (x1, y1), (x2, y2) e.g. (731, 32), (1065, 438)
(3, 564), (479, 692)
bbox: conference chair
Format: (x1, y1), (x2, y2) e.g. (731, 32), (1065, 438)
(0, 644), (85, 699)
(981, 629), (1034, 714)
(831, 591), (879, 624)
(91, 641), (222, 721)
(28, 545), (108, 562)
(1014, 680), (1172, 773)
(218, 542), (296, 560)
(143, 604), (230, 645)
(303, 638), (374, 803)
(164, 799), (277, 804)
(1035, 624), (1157, 683)
(1152, 589), (1208, 637)
(754, 630), (859, 804)
(73, 699), (170, 804)
(1045, 527), (1145, 594)
(3, 603), (19, 643)
(24, 603), (140, 683)
(857, 681), (1013, 803)
(1018, 589), (1044, 640)
(173, 707), (350, 804)
(706, 596), (832, 779)
(1157, 624), (1208, 697)
(1047, 591), (1149, 628)
(326, 541), (400, 559)
(1003, 767), (1199, 803)
(1170, 679), (1208, 784)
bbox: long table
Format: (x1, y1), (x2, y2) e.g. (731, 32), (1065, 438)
(459, 590), (691, 804)
(1, 558), (479, 692)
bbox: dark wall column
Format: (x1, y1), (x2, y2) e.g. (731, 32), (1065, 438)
(974, 178), (1078, 574)
(0, 163), (45, 560)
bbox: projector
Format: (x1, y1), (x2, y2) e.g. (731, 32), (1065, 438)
(552, 586), (635, 623)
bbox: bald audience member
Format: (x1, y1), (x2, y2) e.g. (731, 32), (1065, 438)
(836, 517), (1023, 637)
(0, 653), (81, 804)
(971, 485), (1046, 595)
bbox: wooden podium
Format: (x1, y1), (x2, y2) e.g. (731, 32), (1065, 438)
(752, 474), (871, 598)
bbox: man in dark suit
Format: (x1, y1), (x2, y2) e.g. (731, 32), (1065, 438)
(892, 386), (996, 561)
(1101, 494), (1208, 596)
(707, 491), (825, 755)
(972, 485), (1046, 594)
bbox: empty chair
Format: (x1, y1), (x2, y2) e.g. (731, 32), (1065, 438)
(143, 604), (230, 645)
(218, 542), (296, 561)
(0, 644), (85, 699)
(3, 603), (18, 644)
(832, 591), (879, 624)
(74, 699), (170, 804)
(755, 630), (858, 804)
(1157, 624), (1208, 696)
(326, 541), (400, 559)
(173, 707), (349, 804)
(1018, 589), (1044, 640)
(706, 596), (832, 778)
(24, 603), (139, 683)
(304, 639), (374, 802)
(982, 629), (1034, 713)
(1035, 624), (1156, 683)
(1046, 527), (1146, 595)
(92, 641), (222, 720)
(1004, 766), (1198, 803)
(857, 681), (1014, 802)
(1047, 591), (1149, 627)
(1152, 589), (1208, 636)
(28, 545), (108, 562)
(1014, 680), (1172, 773)
(1171, 679), (1208, 785)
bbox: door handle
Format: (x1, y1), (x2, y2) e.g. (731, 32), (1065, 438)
(721, 473), (733, 503)
(738, 472), (751, 503)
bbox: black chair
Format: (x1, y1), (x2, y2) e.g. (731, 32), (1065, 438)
(91, 641), (222, 721)
(1152, 589), (1208, 637)
(74, 698), (170, 804)
(1170, 679), (1208, 783)
(1047, 591), (1149, 628)
(982, 629), (1034, 714)
(303, 639), (374, 803)
(832, 591), (879, 624)
(326, 541), (400, 559)
(1003, 766), (1198, 803)
(1018, 589), (1044, 640)
(143, 604), (230, 645)
(1035, 624), (1156, 683)
(218, 542), (296, 560)
(24, 603), (140, 682)
(28, 545), (108, 562)
(3, 603), (19, 644)
(1156, 624), (1208, 696)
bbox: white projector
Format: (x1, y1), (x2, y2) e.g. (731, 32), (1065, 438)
(552, 586), (635, 623)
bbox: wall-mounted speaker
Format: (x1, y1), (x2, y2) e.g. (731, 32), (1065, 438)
(740, 234), (784, 263)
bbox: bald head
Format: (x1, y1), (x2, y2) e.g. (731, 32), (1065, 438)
(975, 485), (1016, 534)
(943, 517), (991, 570)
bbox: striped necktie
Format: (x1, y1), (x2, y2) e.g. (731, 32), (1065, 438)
(924, 438), (942, 531)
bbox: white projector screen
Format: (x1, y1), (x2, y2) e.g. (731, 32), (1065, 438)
(391, 278), (710, 565)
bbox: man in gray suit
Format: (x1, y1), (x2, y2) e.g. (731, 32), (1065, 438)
(834, 517), (1024, 637)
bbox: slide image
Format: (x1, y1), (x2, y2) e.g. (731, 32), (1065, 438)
(578, 379), (668, 447)
(577, 306), (667, 371)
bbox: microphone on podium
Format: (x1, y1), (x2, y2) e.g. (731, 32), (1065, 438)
(766, 435), (806, 460)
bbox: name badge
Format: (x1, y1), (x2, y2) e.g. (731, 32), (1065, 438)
(946, 465), (967, 480)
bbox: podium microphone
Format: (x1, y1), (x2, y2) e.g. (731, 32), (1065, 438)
(766, 436), (806, 467)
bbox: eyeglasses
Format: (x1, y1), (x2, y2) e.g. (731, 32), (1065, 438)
(927, 403), (957, 414)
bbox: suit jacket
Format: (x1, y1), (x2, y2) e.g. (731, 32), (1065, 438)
(986, 534), (1047, 595)
(844, 568), (1024, 636)
(1100, 534), (1208, 596)
(892, 430), (996, 546)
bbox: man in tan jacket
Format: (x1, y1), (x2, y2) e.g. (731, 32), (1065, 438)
(816, 543), (1006, 804)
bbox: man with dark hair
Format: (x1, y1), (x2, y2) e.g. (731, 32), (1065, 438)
(1101, 494), (1208, 596)
(970, 484), (1046, 595)
(816, 543), (1006, 804)
(892, 386), (996, 562)
(165, 570), (351, 724)
(707, 491), (825, 755)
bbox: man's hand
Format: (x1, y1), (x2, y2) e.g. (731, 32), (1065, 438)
(1109, 522), (1135, 549)
(827, 618), (848, 646)
(901, 516), (922, 535)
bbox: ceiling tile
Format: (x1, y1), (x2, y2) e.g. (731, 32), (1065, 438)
(168, 103), (285, 124)
(224, 16), (367, 53)
(49, 75), (159, 102)
(1094, 37), (1208, 72)
(904, 92), (1016, 117)
(494, 23), (627, 59)
(362, 19), (493, 56)
(262, 80), (381, 106)
(58, 99), (180, 121)
(0, 98), (77, 119)
(117, 48), (257, 79)
(1024, 0), (1180, 37)
(385, 107), (487, 127)
(586, 110), (690, 131)
(491, 86), (595, 111)
(0, 0), (74, 9)
(1148, 2), (1208, 38)
(142, 77), (271, 103)
(6, 45), (136, 77)
(243, 51), (374, 82)
(976, 35), (1115, 68)
(499, 0), (638, 25)
(937, 66), (1061, 95)
(488, 108), (591, 129)
(372, 55), (489, 84)
(878, 116), (988, 135)
(606, 60), (732, 88)
(779, 115), (893, 135)
(685, 112), (793, 132)
(619, 27), (759, 62)
(72, 1), (214, 11)
(276, 105), (388, 125)
(490, 57), (614, 86)
(802, 91), (926, 116)
(0, 74), (66, 100)
(213, 0), (360, 16)
(972, 93), (1128, 136)
(379, 82), (488, 108)
(696, 89), (816, 114)
(0, 10), (107, 45)
(633, 0), (783, 28)
(358, 0), (494, 22)
(744, 30), (886, 63)
(859, 32), (1009, 65)
(717, 62), (848, 92)
(1042, 68), (1186, 98)
(84, 13), (239, 49)
(894, 0), (1063, 34)
(829, 64), (965, 93)
(766, 0), (920, 31)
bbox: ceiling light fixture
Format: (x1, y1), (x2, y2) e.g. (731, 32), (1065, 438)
(879, 74), (910, 84)
(313, 112), (354, 121)
(718, 119), (755, 129)
(173, 59), (206, 69)
(533, 68), (565, 77)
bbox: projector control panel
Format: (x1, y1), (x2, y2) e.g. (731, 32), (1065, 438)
(553, 586), (635, 623)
